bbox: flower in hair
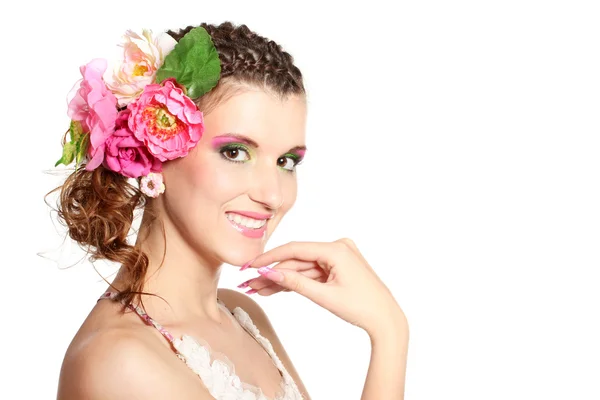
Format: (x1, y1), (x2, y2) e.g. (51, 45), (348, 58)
(128, 79), (204, 161)
(64, 58), (118, 170)
(140, 172), (166, 198)
(103, 109), (162, 178)
(56, 26), (221, 197)
(105, 30), (177, 107)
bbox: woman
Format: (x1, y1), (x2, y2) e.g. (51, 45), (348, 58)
(53, 21), (409, 399)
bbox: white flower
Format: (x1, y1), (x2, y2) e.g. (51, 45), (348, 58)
(140, 172), (165, 198)
(104, 29), (177, 107)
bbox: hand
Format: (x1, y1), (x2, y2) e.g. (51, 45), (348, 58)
(238, 258), (326, 296)
(240, 239), (407, 337)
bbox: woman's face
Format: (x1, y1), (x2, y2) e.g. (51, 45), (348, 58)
(159, 87), (307, 266)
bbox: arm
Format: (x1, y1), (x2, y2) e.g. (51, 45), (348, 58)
(57, 329), (213, 400)
(240, 239), (411, 399)
(218, 288), (312, 400)
(220, 288), (408, 400)
(361, 311), (410, 400)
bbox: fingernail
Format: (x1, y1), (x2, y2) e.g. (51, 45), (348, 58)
(237, 279), (253, 288)
(257, 266), (284, 283)
(245, 288), (258, 295)
(240, 258), (257, 271)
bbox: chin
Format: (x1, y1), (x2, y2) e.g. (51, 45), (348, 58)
(217, 219), (279, 266)
(216, 241), (267, 267)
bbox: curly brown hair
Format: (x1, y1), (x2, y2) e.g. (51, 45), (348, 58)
(48, 21), (305, 312)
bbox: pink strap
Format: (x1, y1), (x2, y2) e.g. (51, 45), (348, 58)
(98, 291), (176, 344)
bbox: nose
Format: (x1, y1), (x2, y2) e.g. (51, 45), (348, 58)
(248, 160), (284, 210)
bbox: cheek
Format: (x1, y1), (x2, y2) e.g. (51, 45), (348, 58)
(188, 156), (249, 203)
(281, 176), (298, 211)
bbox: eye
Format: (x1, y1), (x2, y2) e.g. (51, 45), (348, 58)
(278, 155), (301, 172)
(220, 144), (250, 163)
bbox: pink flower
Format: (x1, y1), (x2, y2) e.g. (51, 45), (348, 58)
(103, 110), (162, 178)
(67, 58), (118, 171)
(140, 172), (166, 198)
(104, 30), (177, 107)
(128, 79), (204, 162)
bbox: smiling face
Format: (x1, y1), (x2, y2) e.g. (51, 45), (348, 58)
(157, 87), (307, 266)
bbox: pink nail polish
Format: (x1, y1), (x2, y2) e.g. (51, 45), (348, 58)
(257, 266), (284, 283)
(257, 266), (272, 274)
(245, 288), (258, 295)
(237, 279), (252, 288)
(240, 257), (257, 271)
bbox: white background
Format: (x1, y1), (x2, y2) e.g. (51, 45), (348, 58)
(1, 0), (599, 399)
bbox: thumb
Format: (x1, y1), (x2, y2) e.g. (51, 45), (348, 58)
(257, 266), (322, 300)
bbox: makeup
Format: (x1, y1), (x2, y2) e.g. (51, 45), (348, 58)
(213, 133), (306, 173)
(212, 133), (307, 156)
(211, 134), (256, 148)
(290, 147), (306, 158)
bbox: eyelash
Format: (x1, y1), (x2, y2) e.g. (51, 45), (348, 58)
(219, 144), (303, 173)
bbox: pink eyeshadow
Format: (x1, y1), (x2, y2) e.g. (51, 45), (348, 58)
(211, 136), (242, 148)
(293, 149), (306, 158)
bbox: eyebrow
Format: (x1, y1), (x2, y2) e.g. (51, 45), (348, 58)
(211, 133), (307, 155)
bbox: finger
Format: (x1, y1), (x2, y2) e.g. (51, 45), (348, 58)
(258, 268), (329, 296)
(238, 259), (317, 290)
(255, 267), (328, 300)
(255, 285), (286, 296)
(248, 284), (291, 296)
(256, 282), (317, 296)
(239, 259), (321, 289)
(249, 241), (347, 272)
(271, 259), (318, 272)
(245, 266), (325, 291)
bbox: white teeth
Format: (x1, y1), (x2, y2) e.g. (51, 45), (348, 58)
(239, 216), (251, 226)
(227, 213), (267, 229)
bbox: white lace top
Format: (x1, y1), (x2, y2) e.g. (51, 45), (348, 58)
(98, 291), (304, 400)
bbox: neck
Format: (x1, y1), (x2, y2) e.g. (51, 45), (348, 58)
(110, 207), (226, 324)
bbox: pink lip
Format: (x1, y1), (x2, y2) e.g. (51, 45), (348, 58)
(226, 216), (268, 239)
(227, 211), (273, 220)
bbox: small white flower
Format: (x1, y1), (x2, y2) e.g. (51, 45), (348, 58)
(140, 172), (165, 198)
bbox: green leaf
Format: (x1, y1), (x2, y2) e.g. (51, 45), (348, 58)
(55, 121), (89, 167)
(75, 132), (89, 165)
(55, 142), (76, 167)
(69, 120), (84, 143)
(156, 27), (221, 99)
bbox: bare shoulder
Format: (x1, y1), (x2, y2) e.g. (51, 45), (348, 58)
(57, 320), (212, 399)
(217, 288), (311, 399)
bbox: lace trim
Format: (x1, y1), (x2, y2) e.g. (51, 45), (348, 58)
(231, 307), (298, 388)
(230, 306), (303, 399)
(171, 303), (302, 400)
(98, 291), (303, 400)
(173, 334), (286, 400)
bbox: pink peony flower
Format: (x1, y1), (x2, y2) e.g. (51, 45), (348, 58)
(104, 30), (177, 107)
(103, 110), (162, 178)
(140, 172), (166, 198)
(128, 79), (204, 162)
(67, 58), (118, 171)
